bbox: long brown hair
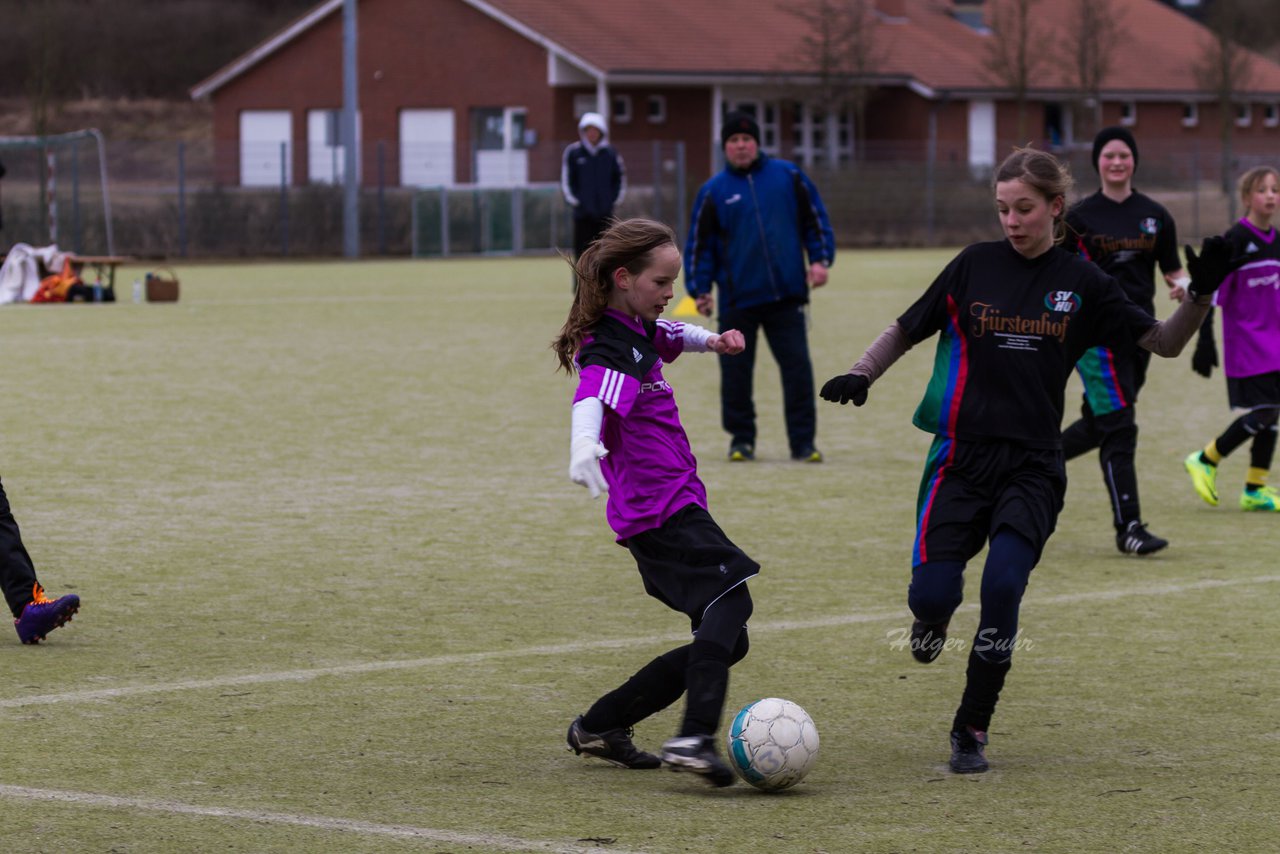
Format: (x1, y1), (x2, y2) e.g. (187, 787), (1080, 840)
(551, 218), (678, 372)
(994, 146), (1074, 245)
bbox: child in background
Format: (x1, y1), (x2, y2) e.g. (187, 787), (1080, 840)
(1184, 166), (1280, 511)
(552, 218), (752, 787)
(1062, 127), (1187, 555)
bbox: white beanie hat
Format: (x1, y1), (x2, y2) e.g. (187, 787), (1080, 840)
(578, 112), (608, 134)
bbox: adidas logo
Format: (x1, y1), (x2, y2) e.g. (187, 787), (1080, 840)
(632, 347), (642, 363)
(1247, 242), (1259, 253)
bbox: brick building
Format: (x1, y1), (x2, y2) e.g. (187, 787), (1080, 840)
(190, 0), (1280, 189)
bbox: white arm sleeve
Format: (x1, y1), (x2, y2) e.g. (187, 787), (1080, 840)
(678, 322), (716, 353)
(569, 397), (608, 498)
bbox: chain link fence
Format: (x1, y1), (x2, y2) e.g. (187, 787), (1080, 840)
(0, 136), (1269, 259)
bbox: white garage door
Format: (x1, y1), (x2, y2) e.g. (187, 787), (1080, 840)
(307, 109), (362, 184)
(400, 109), (455, 187)
(968, 100), (996, 177)
(240, 110), (292, 187)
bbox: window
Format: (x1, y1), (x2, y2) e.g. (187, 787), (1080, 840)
(647, 95), (667, 124)
(1266, 104), (1279, 128)
(612, 95), (632, 124)
(1182, 102), (1199, 128)
(1119, 101), (1136, 126)
(573, 94), (599, 118)
(1236, 102), (1252, 128)
(789, 102), (854, 166)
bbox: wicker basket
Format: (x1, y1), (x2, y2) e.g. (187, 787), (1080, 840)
(145, 269), (179, 302)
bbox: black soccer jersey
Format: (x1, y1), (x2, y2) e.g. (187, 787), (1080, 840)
(897, 241), (1158, 447)
(1065, 190), (1181, 310)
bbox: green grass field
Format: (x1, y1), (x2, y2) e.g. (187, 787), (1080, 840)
(0, 252), (1275, 852)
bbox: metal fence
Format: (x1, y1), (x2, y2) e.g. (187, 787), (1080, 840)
(0, 135), (1268, 259)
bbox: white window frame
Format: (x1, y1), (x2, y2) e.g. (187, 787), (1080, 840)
(1236, 102), (1253, 128)
(647, 95), (667, 124)
(1265, 103), (1280, 128)
(1182, 102), (1199, 128)
(612, 94), (632, 124)
(1119, 101), (1137, 127)
(573, 94), (599, 119)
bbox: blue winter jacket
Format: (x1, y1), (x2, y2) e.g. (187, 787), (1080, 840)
(684, 154), (835, 310)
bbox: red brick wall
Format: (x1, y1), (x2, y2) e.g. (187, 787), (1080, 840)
(210, 0), (555, 186)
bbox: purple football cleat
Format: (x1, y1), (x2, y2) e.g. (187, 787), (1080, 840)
(14, 584), (80, 644)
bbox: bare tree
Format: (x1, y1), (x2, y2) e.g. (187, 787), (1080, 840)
(1193, 0), (1254, 202)
(983, 0), (1049, 144)
(1058, 0), (1125, 141)
(785, 0), (884, 165)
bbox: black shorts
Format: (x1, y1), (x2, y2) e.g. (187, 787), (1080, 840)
(1227, 371), (1280, 411)
(625, 504), (759, 631)
(912, 436), (1066, 567)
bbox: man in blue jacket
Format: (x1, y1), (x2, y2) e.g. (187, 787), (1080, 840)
(685, 111), (835, 462)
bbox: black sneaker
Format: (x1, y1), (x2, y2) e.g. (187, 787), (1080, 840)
(791, 446), (823, 463)
(1116, 520), (1169, 556)
(949, 725), (989, 774)
(566, 716), (661, 769)
(660, 735), (735, 786)
(910, 619), (949, 664)
(728, 443), (755, 462)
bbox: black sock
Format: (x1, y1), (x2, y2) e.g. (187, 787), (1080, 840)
(582, 645), (690, 733)
(1215, 416), (1255, 460)
(952, 648), (1012, 733)
(678, 639), (732, 737)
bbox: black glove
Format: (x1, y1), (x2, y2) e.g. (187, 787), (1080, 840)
(1185, 236), (1232, 300)
(1191, 311), (1218, 378)
(820, 373), (869, 406)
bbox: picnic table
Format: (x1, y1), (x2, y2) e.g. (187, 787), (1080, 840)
(68, 254), (132, 299)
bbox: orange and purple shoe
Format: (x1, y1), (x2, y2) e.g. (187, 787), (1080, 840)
(14, 583), (80, 644)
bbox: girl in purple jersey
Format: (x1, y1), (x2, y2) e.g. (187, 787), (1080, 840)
(552, 218), (756, 787)
(820, 148), (1227, 774)
(1184, 166), (1280, 512)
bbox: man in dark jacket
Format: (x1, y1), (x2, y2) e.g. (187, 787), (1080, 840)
(561, 112), (626, 263)
(685, 111), (836, 462)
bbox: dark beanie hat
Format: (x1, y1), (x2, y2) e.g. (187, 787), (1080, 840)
(721, 111), (761, 147)
(1091, 126), (1139, 173)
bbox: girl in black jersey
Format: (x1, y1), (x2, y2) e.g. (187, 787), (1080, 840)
(820, 147), (1227, 774)
(1062, 127), (1188, 555)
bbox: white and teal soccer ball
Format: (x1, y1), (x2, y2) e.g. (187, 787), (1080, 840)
(726, 697), (819, 791)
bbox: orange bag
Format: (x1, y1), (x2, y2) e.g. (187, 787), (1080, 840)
(30, 259), (81, 303)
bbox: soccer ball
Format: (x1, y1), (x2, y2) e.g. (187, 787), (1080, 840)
(726, 697), (819, 791)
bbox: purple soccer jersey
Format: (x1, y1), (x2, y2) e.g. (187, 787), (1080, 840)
(574, 309), (708, 540)
(1216, 219), (1280, 378)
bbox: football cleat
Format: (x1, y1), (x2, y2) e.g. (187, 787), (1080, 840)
(566, 716), (660, 769)
(949, 725), (989, 774)
(910, 619), (949, 664)
(791, 446), (824, 463)
(660, 735), (735, 787)
(14, 584), (80, 645)
(1184, 451), (1219, 507)
(1240, 485), (1280, 512)
(728, 443), (755, 462)
(1116, 520), (1169, 556)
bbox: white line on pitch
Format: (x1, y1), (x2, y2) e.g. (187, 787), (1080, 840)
(0, 784), (640, 854)
(1, 573), (1275, 711)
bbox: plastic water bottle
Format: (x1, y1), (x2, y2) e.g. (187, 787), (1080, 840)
(132, 278), (143, 303)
